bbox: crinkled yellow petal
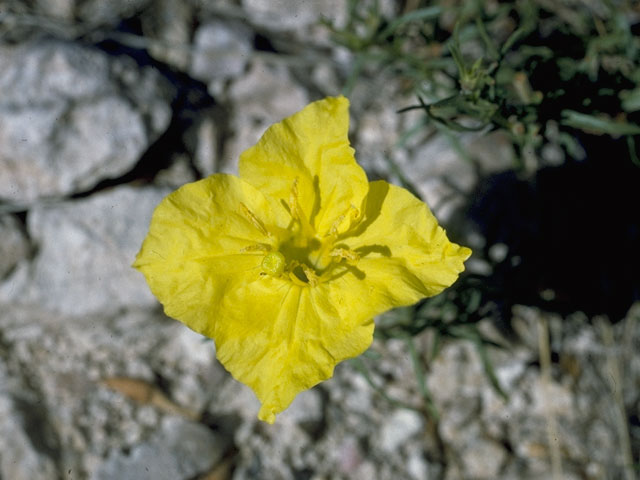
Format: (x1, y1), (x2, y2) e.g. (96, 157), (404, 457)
(238, 96), (368, 235)
(333, 180), (471, 315)
(133, 174), (278, 337)
(214, 281), (374, 424)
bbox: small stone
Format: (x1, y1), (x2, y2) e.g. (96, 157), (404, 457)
(460, 440), (508, 478)
(426, 342), (485, 407)
(379, 409), (424, 453)
(142, 0), (193, 70)
(34, 0), (75, 20)
(240, 0), (346, 33)
(278, 389), (323, 426)
(76, 0), (149, 26)
(488, 242), (509, 263)
(154, 155), (198, 188)
(93, 417), (229, 480)
(0, 214), (29, 279)
(336, 436), (364, 475)
(193, 117), (219, 177)
(209, 377), (261, 421)
(190, 20), (253, 83)
(406, 444), (429, 480)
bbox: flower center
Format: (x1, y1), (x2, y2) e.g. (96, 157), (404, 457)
(242, 180), (361, 287)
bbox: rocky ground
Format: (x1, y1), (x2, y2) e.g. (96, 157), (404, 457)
(0, 1), (638, 479)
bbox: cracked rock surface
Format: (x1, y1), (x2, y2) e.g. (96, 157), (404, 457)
(0, 39), (172, 205)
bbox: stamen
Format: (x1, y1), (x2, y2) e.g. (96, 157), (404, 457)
(288, 179), (315, 238)
(325, 205), (361, 237)
(240, 243), (271, 253)
(326, 214), (345, 237)
(240, 202), (271, 237)
(288, 178), (300, 216)
(299, 263), (319, 287)
(287, 260), (319, 287)
(329, 247), (360, 264)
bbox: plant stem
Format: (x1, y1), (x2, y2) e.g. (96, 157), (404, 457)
(537, 316), (563, 480)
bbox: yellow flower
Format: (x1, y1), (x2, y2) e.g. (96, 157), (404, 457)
(133, 96), (471, 423)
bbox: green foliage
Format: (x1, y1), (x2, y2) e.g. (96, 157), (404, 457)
(326, 0), (640, 169)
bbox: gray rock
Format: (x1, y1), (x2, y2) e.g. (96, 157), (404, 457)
(378, 409), (424, 453)
(0, 302), (227, 479)
(241, 0), (346, 33)
(33, 0), (76, 20)
(193, 117), (219, 177)
(0, 40), (172, 205)
(76, 0), (151, 26)
(27, 0), (149, 26)
(405, 444), (430, 480)
(459, 439), (508, 479)
(141, 0), (193, 70)
(190, 20), (253, 83)
(278, 389), (323, 426)
(93, 417), (228, 480)
(0, 395), (59, 480)
(0, 185), (170, 316)
(0, 214), (29, 279)
(154, 155), (198, 189)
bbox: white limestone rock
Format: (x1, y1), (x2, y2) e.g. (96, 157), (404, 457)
(0, 40), (172, 205)
(0, 185), (169, 316)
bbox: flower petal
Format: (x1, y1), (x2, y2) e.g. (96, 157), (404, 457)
(133, 174), (279, 336)
(335, 180), (471, 314)
(214, 282), (374, 423)
(238, 96), (369, 235)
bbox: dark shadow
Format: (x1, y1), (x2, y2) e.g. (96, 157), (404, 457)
(339, 180), (390, 239)
(324, 263), (366, 282)
(469, 134), (640, 322)
(354, 244), (391, 258)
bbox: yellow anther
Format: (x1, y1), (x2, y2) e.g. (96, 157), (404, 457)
(240, 243), (271, 253)
(240, 202), (271, 237)
(329, 247), (360, 264)
(299, 264), (319, 287)
(326, 214), (345, 237)
(289, 178), (300, 213)
(261, 252), (286, 277)
(287, 178), (315, 238)
(325, 205), (361, 237)
(287, 260), (319, 287)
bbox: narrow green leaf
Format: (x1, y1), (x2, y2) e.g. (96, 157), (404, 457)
(377, 6), (442, 40)
(561, 110), (640, 136)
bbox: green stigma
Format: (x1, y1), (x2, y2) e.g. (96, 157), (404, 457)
(262, 251), (286, 277)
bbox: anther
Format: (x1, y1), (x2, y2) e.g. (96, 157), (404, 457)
(287, 178), (315, 238)
(326, 214), (345, 237)
(325, 205), (360, 237)
(287, 260), (319, 287)
(299, 264), (319, 287)
(329, 247), (360, 264)
(240, 243), (271, 253)
(240, 202), (271, 237)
